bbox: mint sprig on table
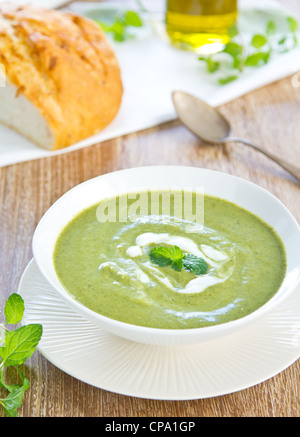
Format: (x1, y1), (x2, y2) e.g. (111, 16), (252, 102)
(199, 15), (299, 85)
(0, 293), (43, 417)
(150, 245), (208, 275)
(95, 9), (143, 42)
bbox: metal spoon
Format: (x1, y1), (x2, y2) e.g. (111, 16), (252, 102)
(172, 90), (300, 183)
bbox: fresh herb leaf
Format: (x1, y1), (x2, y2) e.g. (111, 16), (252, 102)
(245, 50), (271, 67)
(124, 10), (143, 27)
(0, 294), (42, 417)
(182, 254), (208, 275)
(228, 23), (238, 38)
(94, 9), (143, 42)
(96, 19), (126, 42)
(251, 34), (268, 49)
(198, 56), (220, 73)
(266, 20), (276, 35)
(293, 34), (298, 46)
(223, 41), (243, 57)
(150, 245), (207, 275)
(278, 36), (287, 45)
(0, 371), (30, 417)
(0, 324), (43, 367)
(206, 57), (220, 73)
(4, 293), (24, 325)
(287, 16), (298, 33)
(198, 13), (299, 85)
(218, 75), (238, 85)
(150, 245), (183, 271)
(232, 55), (244, 71)
(150, 246), (173, 267)
(170, 246), (184, 271)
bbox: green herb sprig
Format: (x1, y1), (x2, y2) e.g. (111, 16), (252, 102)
(95, 9), (143, 42)
(0, 294), (43, 417)
(199, 16), (299, 85)
(150, 245), (208, 275)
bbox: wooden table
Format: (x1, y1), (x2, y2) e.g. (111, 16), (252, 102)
(1, 0), (300, 418)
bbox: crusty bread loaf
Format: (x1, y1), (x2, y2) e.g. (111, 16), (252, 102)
(0, 2), (123, 150)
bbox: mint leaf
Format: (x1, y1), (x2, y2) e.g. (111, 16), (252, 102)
(233, 56), (244, 71)
(0, 324), (43, 367)
(251, 34), (267, 49)
(95, 20), (111, 32)
(207, 57), (220, 73)
(278, 36), (287, 45)
(0, 379), (29, 411)
(293, 34), (298, 46)
(171, 258), (183, 271)
(218, 75), (238, 85)
(0, 295), (42, 417)
(150, 246), (173, 267)
(198, 13), (299, 85)
(124, 10), (143, 27)
(223, 41), (243, 57)
(150, 245), (183, 270)
(228, 23), (238, 38)
(150, 245), (207, 275)
(266, 20), (276, 35)
(169, 246), (183, 271)
(183, 254), (208, 275)
(199, 56), (220, 73)
(94, 9), (143, 42)
(245, 51), (271, 67)
(111, 21), (127, 41)
(0, 368), (30, 417)
(287, 16), (298, 33)
(4, 293), (24, 325)
(0, 402), (18, 417)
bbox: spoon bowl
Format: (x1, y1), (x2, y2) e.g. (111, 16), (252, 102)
(172, 90), (300, 183)
(172, 90), (230, 143)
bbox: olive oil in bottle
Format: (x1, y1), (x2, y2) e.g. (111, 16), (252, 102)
(166, 0), (238, 53)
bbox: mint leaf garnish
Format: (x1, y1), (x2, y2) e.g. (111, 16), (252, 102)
(150, 246), (173, 267)
(0, 294), (43, 417)
(150, 245), (207, 275)
(182, 254), (208, 275)
(150, 245), (183, 271)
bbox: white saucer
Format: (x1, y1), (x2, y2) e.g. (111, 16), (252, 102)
(18, 259), (300, 400)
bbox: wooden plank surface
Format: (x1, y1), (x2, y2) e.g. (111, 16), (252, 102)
(0, 0), (300, 417)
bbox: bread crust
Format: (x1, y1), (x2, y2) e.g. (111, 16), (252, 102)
(0, 2), (123, 149)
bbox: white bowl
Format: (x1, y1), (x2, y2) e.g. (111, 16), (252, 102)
(32, 166), (300, 346)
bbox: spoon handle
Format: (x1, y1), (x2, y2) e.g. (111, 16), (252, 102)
(229, 138), (300, 183)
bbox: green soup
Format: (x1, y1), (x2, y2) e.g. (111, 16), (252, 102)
(53, 192), (286, 329)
